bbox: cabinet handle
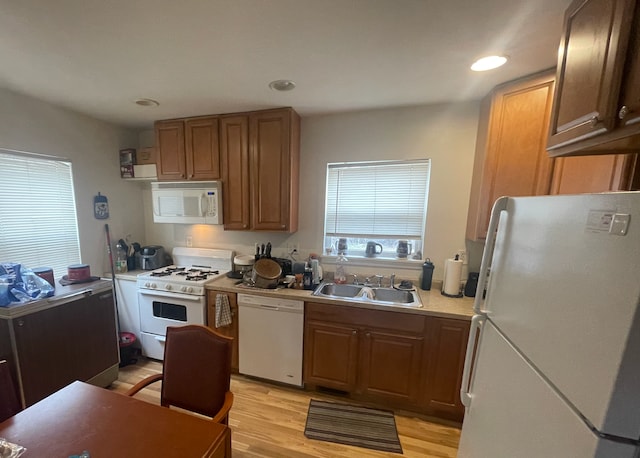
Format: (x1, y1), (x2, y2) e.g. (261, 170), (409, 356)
(589, 115), (600, 127)
(365, 332), (370, 338)
(242, 224), (247, 228)
(281, 225), (286, 229)
(618, 105), (629, 120)
(352, 330), (357, 335)
(17, 320), (24, 327)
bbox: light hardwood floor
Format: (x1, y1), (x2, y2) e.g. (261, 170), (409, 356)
(109, 357), (461, 457)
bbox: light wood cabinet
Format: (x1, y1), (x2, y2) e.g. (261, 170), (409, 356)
(155, 116), (221, 181)
(467, 70), (640, 240)
(466, 71), (556, 241)
(422, 317), (469, 422)
(206, 290), (239, 373)
(221, 108), (300, 232)
(547, 0), (640, 156)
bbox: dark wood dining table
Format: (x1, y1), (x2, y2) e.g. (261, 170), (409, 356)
(0, 380), (230, 457)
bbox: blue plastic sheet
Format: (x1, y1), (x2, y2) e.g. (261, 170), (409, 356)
(0, 263), (55, 306)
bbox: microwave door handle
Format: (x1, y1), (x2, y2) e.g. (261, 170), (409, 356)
(199, 193), (209, 216)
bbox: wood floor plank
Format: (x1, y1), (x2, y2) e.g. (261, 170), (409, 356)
(109, 358), (461, 457)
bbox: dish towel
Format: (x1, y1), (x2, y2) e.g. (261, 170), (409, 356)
(215, 294), (233, 328)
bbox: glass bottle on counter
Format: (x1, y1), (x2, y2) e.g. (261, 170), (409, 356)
(334, 253), (348, 284)
(115, 242), (128, 273)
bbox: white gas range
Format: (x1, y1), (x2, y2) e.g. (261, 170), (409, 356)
(137, 247), (233, 360)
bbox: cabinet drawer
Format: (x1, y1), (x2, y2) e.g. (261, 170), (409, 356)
(305, 302), (426, 334)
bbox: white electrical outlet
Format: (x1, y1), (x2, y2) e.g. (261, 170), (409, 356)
(186, 236), (193, 247)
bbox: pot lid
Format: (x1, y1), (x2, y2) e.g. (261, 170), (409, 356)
(253, 258), (282, 279)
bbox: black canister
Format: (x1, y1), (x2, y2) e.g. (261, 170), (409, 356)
(421, 258), (434, 291)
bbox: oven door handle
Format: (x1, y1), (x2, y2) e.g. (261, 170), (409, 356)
(139, 289), (203, 302)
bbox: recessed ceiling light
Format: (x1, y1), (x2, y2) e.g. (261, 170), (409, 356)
(471, 55), (508, 72)
(134, 98), (160, 107)
(269, 80), (296, 91)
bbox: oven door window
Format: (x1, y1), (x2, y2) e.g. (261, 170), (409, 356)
(152, 301), (187, 322)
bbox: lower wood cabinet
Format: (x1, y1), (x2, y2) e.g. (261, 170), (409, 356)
(206, 290), (239, 373)
(422, 317), (470, 421)
(304, 302), (469, 421)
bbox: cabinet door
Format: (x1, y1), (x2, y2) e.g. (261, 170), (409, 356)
(423, 318), (470, 422)
(220, 115), (250, 230)
(185, 116), (221, 180)
(303, 320), (359, 392)
(14, 291), (118, 407)
(466, 71), (555, 240)
(617, 6), (640, 130)
(550, 153), (639, 194)
(548, 0), (636, 151)
(358, 329), (423, 403)
(156, 120), (186, 180)
(207, 290), (239, 372)
(249, 109), (299, 231)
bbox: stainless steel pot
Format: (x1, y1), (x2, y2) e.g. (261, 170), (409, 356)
(245, 258), (282, 289)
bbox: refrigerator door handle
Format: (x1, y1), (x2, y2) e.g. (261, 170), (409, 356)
(474, 196), (509, 314)
(460, 314), (486, 408)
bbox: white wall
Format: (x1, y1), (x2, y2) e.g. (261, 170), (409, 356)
(142, 101), (480, 283)
(0, 88), (145, 277)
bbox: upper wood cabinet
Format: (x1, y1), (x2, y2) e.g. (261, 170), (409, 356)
(547, 0), (640, 156)
(221, 108), (300, 232)
(467, 70), (640, 240)
(155, 116), (221, 181)
(466, 71), (556, 241)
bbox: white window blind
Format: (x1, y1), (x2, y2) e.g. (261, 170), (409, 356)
(325, 160), (430, 239)
(0, 149), (81, 277)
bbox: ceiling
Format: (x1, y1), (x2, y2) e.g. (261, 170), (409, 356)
(0, 0), (571, 129)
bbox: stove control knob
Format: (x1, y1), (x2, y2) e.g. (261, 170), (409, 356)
(144, 282), (150, 288)
(186, 287), (193, 293)
(165, 284), (172, 291)
(151, 283), (157, 289)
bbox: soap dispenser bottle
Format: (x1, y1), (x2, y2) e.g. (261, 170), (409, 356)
(335, 253), (348, 284)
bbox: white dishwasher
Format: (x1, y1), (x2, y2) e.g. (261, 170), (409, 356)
(237, 293), (304, 386)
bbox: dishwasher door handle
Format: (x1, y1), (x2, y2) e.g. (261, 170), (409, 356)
(259, 304), (280, 311)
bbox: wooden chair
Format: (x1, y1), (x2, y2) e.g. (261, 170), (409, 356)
(0, 359), (21, 422)
(125, 325), (233, 424)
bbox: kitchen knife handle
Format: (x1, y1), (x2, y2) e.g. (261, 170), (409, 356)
(460, 314), (485, 408)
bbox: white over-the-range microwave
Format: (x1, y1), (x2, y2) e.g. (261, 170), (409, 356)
(151, 181), (222, 224)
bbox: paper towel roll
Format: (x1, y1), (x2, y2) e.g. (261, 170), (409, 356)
(443, 258), (463, 296)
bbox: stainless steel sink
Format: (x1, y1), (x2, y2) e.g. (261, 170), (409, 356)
(370, 287), (415, 304)
(315, 283), (363, 298)
(312, 282), (422, 308)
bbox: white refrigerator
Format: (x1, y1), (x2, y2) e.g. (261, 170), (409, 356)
(458, 192), (640, 458)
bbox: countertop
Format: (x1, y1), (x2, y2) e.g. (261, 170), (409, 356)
(0, 278), (113, 318)
(207, 275), (474, 320)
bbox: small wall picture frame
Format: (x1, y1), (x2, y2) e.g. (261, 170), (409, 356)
(94, 192), (109, 219)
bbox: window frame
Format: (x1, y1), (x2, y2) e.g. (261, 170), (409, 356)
(322, 159), (430, 261)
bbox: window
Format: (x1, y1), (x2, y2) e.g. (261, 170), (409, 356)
(0, 149), (81, 276)
(323, 159), (430, 259)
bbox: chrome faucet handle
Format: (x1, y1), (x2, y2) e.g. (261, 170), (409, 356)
(352, 274), (360, 285)
(390, 274), (396, 288)
(374, 275), (383, 287)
